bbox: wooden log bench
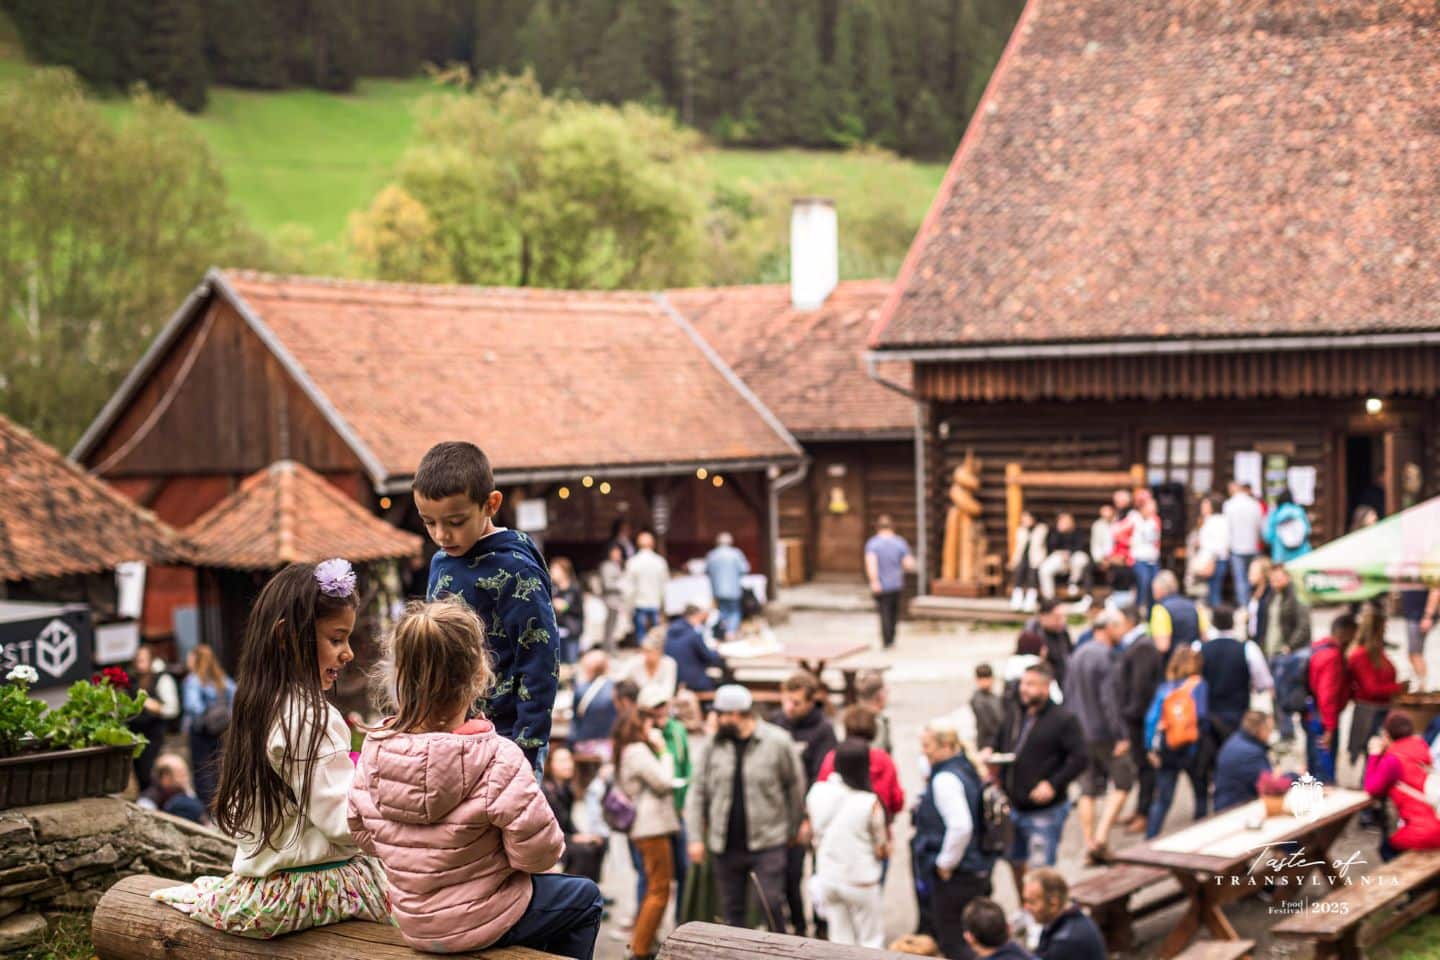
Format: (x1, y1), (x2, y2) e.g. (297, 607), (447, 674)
(92, 875), (562, 960)
(1170, 939), (1255, 960)
(657, 921), (926, 959)
(1273, 849), (1440, 960)
(1070, 862), (1186, 952)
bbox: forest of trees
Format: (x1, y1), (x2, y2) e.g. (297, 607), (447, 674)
(2, 0), (1024, 158)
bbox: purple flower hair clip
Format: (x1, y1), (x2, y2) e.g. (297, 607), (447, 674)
(315, 558), (357, 598)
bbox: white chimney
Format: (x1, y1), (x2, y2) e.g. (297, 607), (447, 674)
(790, 197), (837, 310)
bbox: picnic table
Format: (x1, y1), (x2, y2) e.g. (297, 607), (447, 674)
(718, 636), (877, 702)
(1113, 787), (1371, 958)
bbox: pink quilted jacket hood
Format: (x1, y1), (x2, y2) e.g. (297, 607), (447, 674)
(347, 719), (563, 953)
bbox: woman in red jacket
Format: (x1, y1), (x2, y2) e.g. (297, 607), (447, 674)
(1363, 711), (1440, 860)
(816, 706), (905, 822)
(1347, 606), (1407, 773)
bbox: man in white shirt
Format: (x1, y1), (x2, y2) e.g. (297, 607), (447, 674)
(625, 532), (670, 642)
(1223, 482), (1265, 609)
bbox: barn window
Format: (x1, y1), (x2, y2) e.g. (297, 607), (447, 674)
(1146, 434), (1215, 494)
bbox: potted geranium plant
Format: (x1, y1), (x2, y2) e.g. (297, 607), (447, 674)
(1257, 770), (1294, 817)
(0, 666), (148, 809)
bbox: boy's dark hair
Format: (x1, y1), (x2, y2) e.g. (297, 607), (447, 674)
(1038, 597), (1063, 615)
(1212, 605), (1236, 631)
(962, 898), (1009, 948)
(413, 442), (495, 504)
(1331, 612), (1359, 638)
(975, 663), (993, 679)
(1385, 710), (1416, 740)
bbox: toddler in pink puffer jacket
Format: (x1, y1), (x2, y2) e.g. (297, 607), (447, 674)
(348, 601), (603, 958)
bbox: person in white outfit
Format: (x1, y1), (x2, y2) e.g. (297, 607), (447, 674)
(806, 739), (889, 948)
(1222, 483), (1265, 610)
(625, 532), (670, 643)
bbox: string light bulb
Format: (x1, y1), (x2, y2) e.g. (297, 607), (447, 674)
(378, 496), (392, 509)
(558, 487), (571, 500)
(582, 476), (594, 488)
(712, 474), (724, 488)
(599, 481), (612, 494)
(696, 468), (708, 480)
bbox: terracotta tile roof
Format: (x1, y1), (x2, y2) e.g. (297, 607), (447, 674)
(668, 281), (912, 439)
(184, 460), (422, 569)
(218, 271), (801, 484)
(0, 414), (185, 581)
(874, 0), (1440, 349)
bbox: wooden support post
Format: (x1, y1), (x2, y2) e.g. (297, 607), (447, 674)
(1005, 462), (1024, 558)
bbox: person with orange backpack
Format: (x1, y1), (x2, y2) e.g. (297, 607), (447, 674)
(1142, 647), (1210, 837)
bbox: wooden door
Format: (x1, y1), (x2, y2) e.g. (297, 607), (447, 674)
(1386, 427), (1425, 513)
(813, 457), (866, 575)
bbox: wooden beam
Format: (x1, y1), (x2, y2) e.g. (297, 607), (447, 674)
(93, 875), (559, 960)
(659, 922), (921, 960)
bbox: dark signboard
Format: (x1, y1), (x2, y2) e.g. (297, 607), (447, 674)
(0, 603), (94, 691)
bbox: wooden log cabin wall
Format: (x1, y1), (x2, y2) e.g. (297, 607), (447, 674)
(778, 441), (917, 579)
(915, 352), (1440, 587)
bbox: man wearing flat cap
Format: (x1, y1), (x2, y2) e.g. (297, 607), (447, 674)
(685, 684), (806, 932)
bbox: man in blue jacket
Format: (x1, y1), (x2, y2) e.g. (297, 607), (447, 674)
(665, 605), (725, 693)
(1213, 711), (1274, 812)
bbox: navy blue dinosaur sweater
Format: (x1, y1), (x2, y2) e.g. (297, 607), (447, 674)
(427, 528), (559, 770)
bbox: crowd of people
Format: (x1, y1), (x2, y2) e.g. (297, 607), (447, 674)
(110, 437), (1440, 960)
(1008, 481), (1313, 617)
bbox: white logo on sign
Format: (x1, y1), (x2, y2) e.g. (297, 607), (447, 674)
(35, 620), (77, 678)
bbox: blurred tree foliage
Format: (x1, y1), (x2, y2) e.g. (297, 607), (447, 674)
(2, 0), (1024, 161)
(0, 70), (266, 449)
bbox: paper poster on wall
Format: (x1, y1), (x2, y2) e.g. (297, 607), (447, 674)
(1233, 451), (1263, 492)
(516, 499), (548, 532)
(1287, 466), (1317, 506)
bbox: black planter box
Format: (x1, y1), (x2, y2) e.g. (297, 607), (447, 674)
(0, 745), (131, 809)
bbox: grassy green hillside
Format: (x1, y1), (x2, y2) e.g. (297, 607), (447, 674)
(0, 36), (947, 262)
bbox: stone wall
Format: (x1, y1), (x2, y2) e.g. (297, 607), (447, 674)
(0, 797), (235, 953)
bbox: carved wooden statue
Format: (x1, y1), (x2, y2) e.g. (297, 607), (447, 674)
(942, 450), (984, 584)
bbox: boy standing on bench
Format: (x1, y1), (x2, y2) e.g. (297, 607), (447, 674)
(414, 441), (559, 774)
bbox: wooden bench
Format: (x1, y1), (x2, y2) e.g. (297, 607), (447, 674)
(92, 874), (561, 959)
(658, 921), (923, 959)
(1273, 849), (1440, 960)
(1171, 939), (1255, 960)
(1071, 862), (1184, 952)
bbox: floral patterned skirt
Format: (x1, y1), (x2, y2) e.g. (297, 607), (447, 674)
(151, 857), (391, 939)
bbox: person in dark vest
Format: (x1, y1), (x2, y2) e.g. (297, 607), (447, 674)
(1023, 868), (1105, 960)
(911, 719), (996, 960)
(1148, 570), (1207, 661)
(1198, 606), (1252, 742)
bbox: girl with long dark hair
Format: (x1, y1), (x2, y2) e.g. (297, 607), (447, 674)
(152, 560), (389, 937)
(806, 738), (888, 948)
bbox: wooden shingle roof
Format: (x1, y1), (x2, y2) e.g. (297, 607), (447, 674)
(669, 281), (911, 439)
(184, 460), (421, 569)
(0, 414), (185, 581)
(874, 0), (1440, 350)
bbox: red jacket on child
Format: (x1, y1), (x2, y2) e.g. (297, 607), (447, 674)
(1308, 636), (1350, 734)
